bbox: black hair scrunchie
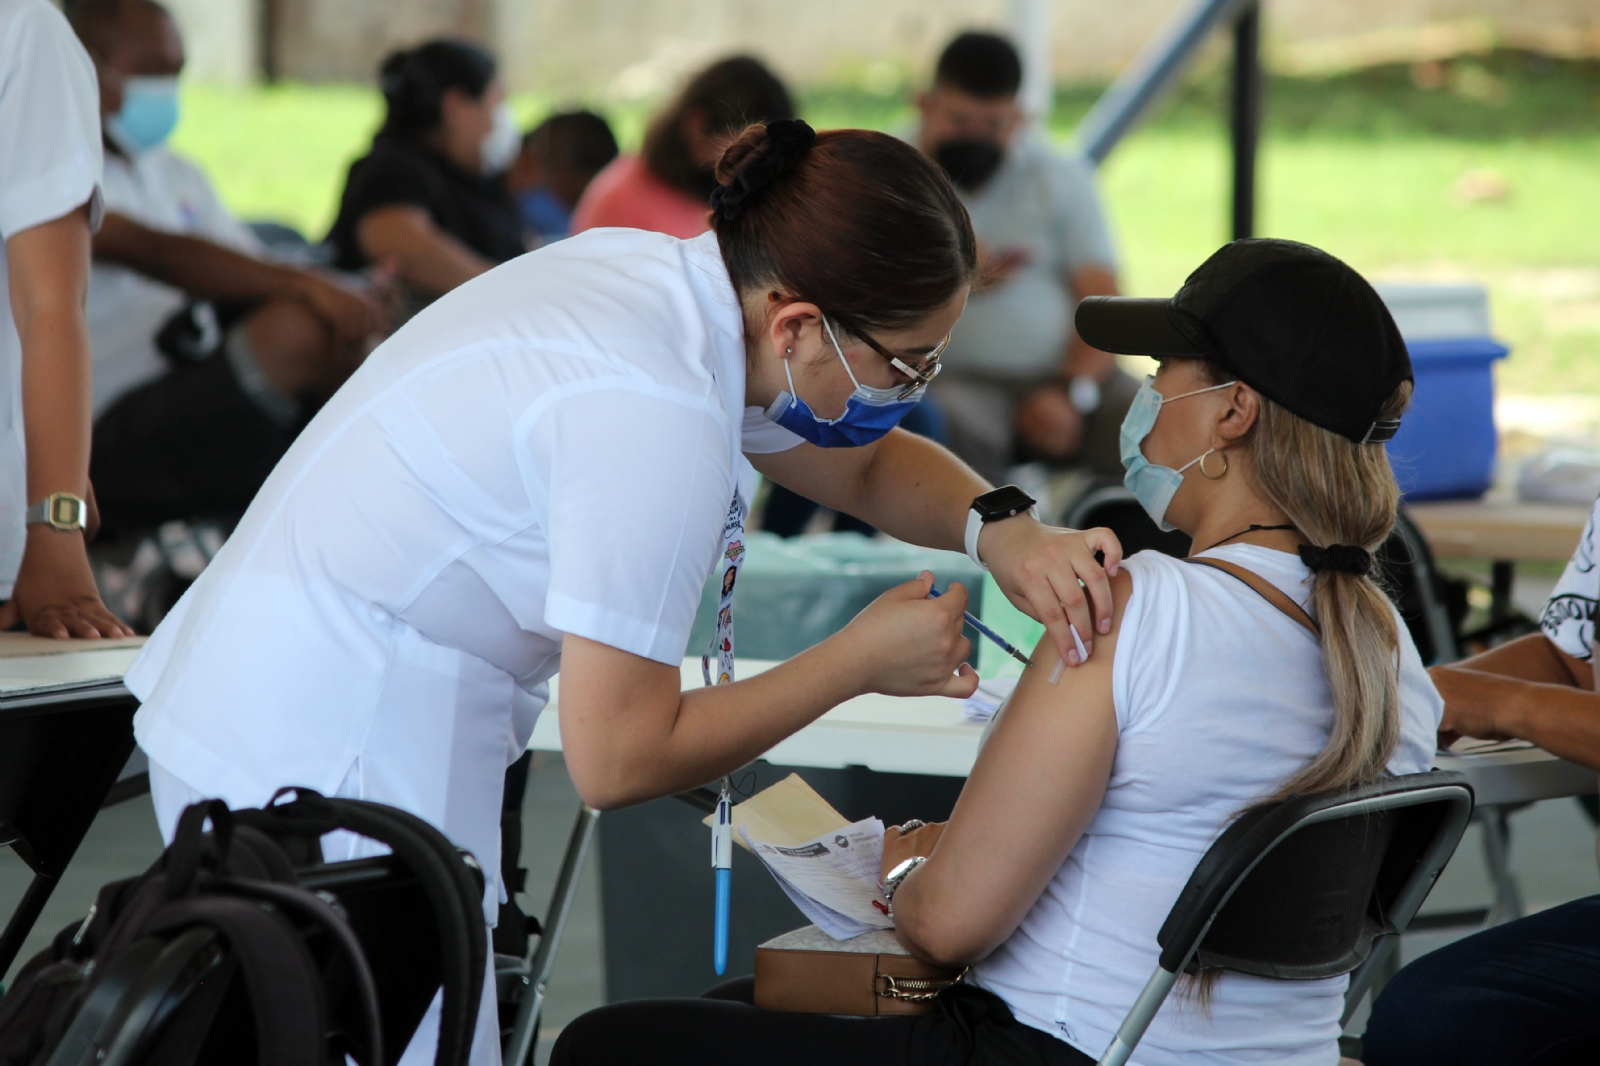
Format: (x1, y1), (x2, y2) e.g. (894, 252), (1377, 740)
(709, 119), (817, 222)
(1299, 543), (1373, 577)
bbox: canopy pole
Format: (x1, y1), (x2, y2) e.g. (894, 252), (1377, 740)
(1010, 0), (1054, 125)
(1230, 0), (1261, 239)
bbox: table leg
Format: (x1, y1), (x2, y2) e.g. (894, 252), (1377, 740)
(503, 804), (601, 1066)
(1490, 561), (1515, 624)
(0, 872), (58, 979)
(1479, 805), (1524, 926)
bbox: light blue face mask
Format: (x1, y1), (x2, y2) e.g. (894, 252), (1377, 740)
(106, 76), (180, 154)
(764, 318), (926, 448)
(1119, 375), (1237, 532)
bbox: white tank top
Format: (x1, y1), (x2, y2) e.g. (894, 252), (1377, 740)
(969, 544), (1442, 1065)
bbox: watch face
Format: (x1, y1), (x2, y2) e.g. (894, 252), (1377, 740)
(975, 485), (1036, 520)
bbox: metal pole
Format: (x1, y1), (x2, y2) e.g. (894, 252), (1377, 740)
(1230, 0), (1262, 240)
(1076, 0), (1250, 166)
(1009, 0), (1054, 125)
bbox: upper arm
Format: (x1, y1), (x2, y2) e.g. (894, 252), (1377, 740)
(747, 435), (880, 512)
(1454, 631), (1591, 688)
(7, 206), (92, 324)
(0, 4), (101, 245)
(557, 632), (684, 807)
(898, 568), (1131, 964)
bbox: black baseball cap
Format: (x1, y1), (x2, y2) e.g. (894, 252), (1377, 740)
(1076, 239), (1412, 444)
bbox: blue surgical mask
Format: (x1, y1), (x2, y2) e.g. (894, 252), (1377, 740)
(764, 318), (925, 448)
(106, 76), (180, 154)
(1119, 376), (1236, 531)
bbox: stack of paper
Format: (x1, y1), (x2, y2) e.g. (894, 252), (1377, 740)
(708, 774), (894, 939)
(961, 676), (1018, 723)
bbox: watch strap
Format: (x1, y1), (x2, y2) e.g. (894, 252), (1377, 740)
(25, 492), (86, 531)
(964, 509), (989, 572)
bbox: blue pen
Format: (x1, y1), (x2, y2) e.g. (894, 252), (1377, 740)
(929, 584), (1035, 668)
(712, 777), (732, 975)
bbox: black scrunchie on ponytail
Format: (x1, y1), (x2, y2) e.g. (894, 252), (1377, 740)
(1299, 543), (1373, 576)
(710, 119), (817, 221)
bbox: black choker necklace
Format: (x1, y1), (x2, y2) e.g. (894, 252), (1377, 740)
(1198, 523), (1299, 554)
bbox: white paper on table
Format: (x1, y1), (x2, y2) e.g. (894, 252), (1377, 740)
(742, 817), (894, 939)
(962, 676), (1019, 723)
(1440, 735), (1537, 756)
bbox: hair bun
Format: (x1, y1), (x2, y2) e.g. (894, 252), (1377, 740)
(1299, 543), (1373, 576)
(710, 119), (816, 221)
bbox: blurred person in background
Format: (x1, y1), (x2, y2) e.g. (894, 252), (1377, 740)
(328, 39), (525, 304)
(69, 0), (389, 542)
(507, 109), (619, 246)
(916, 32), (1131, 489)
(571, 56), (793, 238)
(0, 0), (130, 638)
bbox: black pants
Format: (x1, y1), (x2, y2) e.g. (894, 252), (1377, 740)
(550, 978), (1092, 1066)
(1363, 894), (1600, 1066)
(91, 348), (301, 540)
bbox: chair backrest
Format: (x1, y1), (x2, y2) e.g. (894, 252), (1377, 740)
(1062, 483), (1192, 560)
(1156, 771), (1473, 980)
(1376, 507), (1461, 664)
(1098, 771), (1473, 1066)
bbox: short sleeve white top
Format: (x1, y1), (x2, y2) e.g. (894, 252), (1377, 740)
(939, 137), (1117, 378)
(0, 0), (102, 595)
(128, 229), (802, 912)
(970, 544), (1442, 1065)
(1540, 493), (1600, 661)
(89, 147), (261, 414)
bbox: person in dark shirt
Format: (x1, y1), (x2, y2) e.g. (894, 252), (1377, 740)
(327, 39), (525, 303)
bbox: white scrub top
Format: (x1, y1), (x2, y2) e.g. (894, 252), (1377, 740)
(0, 0), (103, 595)
(127, 228), (802, 915)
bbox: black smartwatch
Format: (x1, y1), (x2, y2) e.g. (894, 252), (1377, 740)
(966, 485), (1038, 569)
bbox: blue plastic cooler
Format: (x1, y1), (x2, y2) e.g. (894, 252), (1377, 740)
(1377, 284), (1510, 501)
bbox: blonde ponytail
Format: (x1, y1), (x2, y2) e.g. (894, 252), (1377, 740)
(1234, 375), (1413, 798)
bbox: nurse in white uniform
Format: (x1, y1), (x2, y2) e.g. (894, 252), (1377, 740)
(126, 120), (1123, 1063)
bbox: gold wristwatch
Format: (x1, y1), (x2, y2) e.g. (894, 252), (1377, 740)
(25, 492), (87, 531)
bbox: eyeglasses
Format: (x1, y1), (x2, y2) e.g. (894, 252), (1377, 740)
(855, 330), (949, 399)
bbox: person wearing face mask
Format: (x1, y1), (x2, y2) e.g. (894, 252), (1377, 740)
(914, 32), (1134, 489)
(126, 119), (1124, 1066)
(327, 39), (526, 306)
(65, 0), (389, 544)
(550, 239), (1438, 1066)
(570, 56), (794, 239)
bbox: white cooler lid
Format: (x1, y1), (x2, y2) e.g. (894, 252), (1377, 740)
(1374, 282), (1492, 341)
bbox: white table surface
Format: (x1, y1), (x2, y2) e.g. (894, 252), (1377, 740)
(530, 658), (1600, 805)
(0, 645), (143, 695)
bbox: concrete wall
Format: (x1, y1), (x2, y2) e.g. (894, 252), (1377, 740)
(157, 0), (1600, 91)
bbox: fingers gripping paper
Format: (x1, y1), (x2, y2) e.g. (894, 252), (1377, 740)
(705, 774), (894, 939)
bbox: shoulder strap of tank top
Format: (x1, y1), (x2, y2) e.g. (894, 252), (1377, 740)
(1185, 556), (1321, 640)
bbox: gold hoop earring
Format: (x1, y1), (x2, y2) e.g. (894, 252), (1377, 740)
(1199, 449), (1228, 480)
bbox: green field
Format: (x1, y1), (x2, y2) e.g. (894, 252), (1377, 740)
(169, 52), (1600, 397)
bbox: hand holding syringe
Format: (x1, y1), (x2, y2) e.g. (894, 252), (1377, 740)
(929, 584), (1086, 683)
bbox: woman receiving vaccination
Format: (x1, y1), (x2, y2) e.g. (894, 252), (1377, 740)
(551, 239), (1443, 1066)
(127, 119), (1121, 1064)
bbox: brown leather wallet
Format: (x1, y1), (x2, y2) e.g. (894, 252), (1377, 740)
(753, 926), (965, 1016)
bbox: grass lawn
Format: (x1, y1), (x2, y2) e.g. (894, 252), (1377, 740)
(170, 53), (1600, 398)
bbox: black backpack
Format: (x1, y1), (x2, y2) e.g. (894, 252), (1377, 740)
(0, 789), (486, 1066)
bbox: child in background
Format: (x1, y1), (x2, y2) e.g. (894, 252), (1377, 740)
(507, 110), (618, 246)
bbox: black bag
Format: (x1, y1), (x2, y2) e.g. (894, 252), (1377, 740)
(0, 788), (487, 1066)
(0, 798), (382, 1066)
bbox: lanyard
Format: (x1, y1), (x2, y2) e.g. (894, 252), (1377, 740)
(703, 490), (745, 975)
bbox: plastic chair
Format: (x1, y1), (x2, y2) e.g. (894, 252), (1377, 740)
(1097, 770), (1473, 1065)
